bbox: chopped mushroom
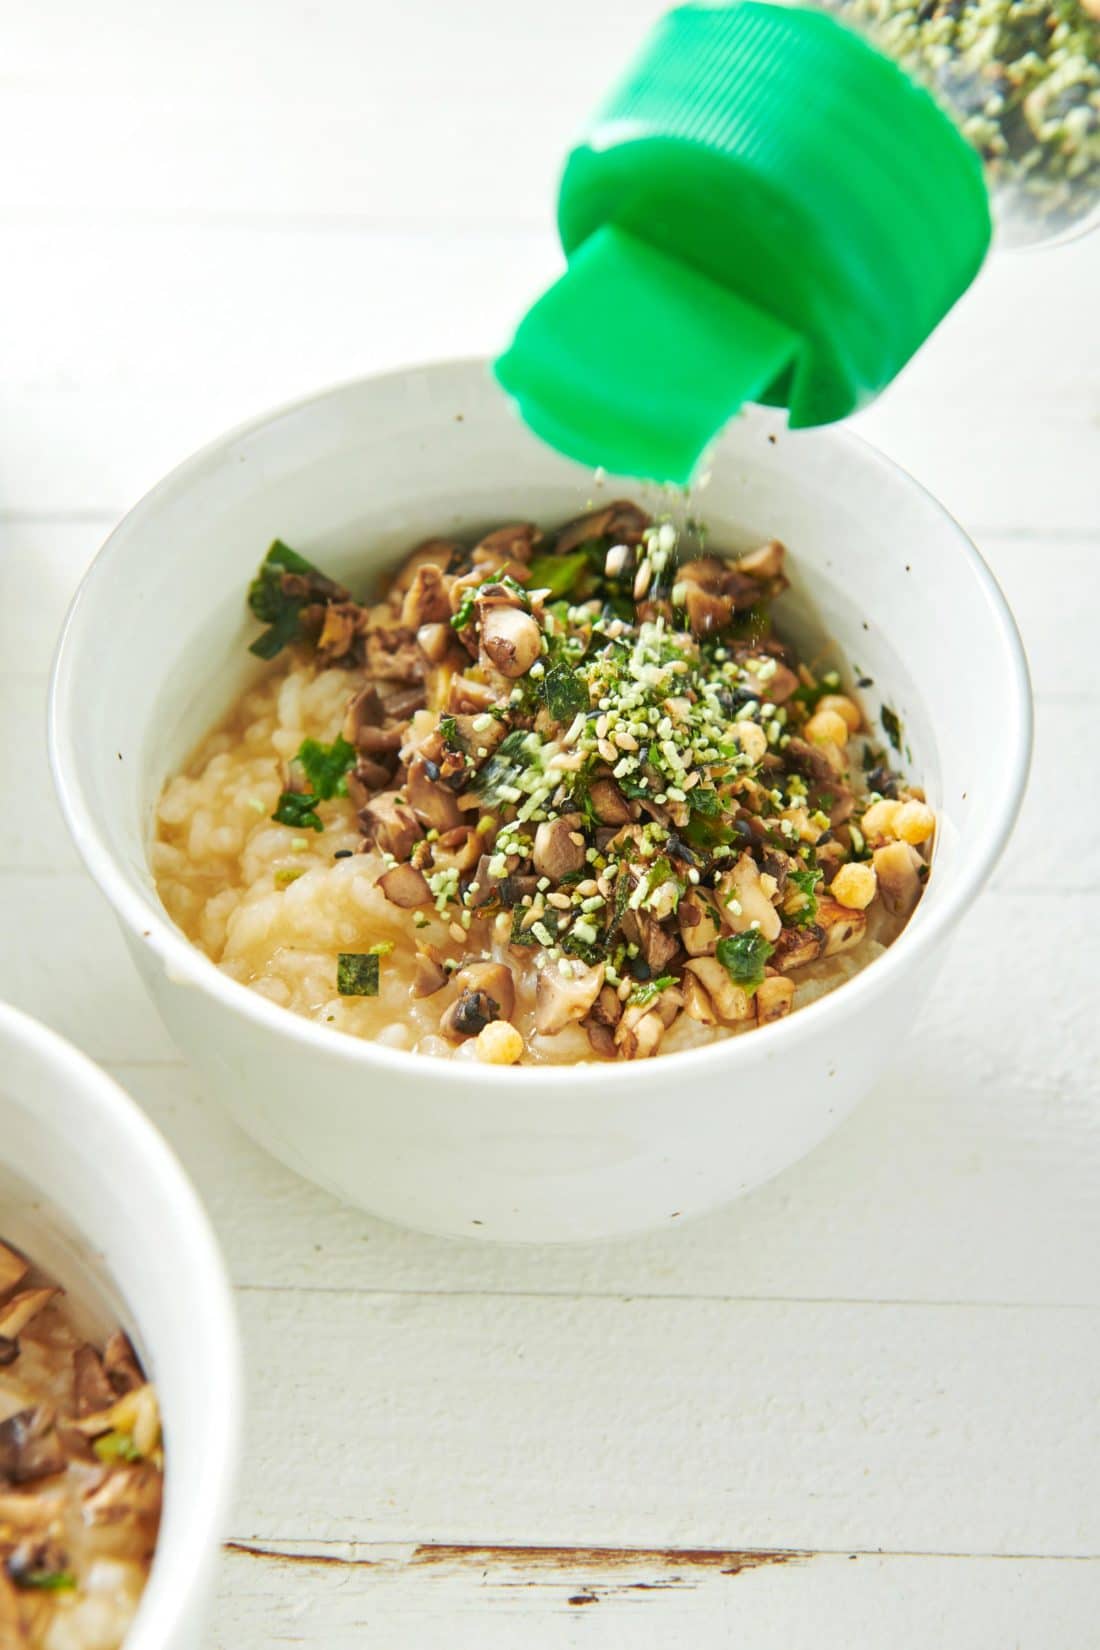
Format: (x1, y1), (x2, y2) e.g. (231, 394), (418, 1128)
(554, 500), (649, 555)
(587, 778), (633, 825)
(440, 989), (501, 1041)
(478, 601), (541, 679)
(0, 1406), (65, 1487)
(73, 1345), (116, 1418)
(614, 1003), (666, 1060)
(452, 961), (516, 1021)
(535, 959), (605, 1036)
(405, 757), (463, 832)
(378, 863), (431, 908)
(358, 791), (424, 861)
(532, 815), (586, 882)
(756, 975), (795, 1025)
(682, 957), (754, 1024)
(816, 897), (868, 956)
(716, 853), (782, 942)
(0, 1290), (57, 1343)
(0, 1243), (27, 1300)
(872, 840), (924, 920)
(412, 954), (448, 998)
(678, 890), (721, 957)
(400, 563), (452, 629)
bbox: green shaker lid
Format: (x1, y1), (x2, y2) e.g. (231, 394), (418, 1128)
(494, 1), (992, 484)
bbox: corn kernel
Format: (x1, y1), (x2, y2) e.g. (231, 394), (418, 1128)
(861, 798), (901, 843)
(831, 862), (878, 910)
(816, 693), (862, 733)
(805, 708), (849, 748)
(894, 800), (935, 845)
(475, 1020), (525, 1065)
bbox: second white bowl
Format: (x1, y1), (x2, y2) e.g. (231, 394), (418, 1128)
(49, 360), (1030, 1241)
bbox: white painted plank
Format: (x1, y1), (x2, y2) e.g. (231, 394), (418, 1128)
(0, 221), (1096, 530)
(225, 1286), (1100, 1553)
(2, 0), (666, 226)
(212, 1545), (1100, 1650)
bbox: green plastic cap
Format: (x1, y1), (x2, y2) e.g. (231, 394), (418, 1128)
(495, 1), (992, 483)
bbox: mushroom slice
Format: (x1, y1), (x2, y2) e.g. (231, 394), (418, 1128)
(473, 522), (541, 564)
(555, 501), (650, 556)
(681, 970), (718, 1025)
(716, 853), (782, 942)
(532, 815), (585, 882)
(614, 1003), (666, 1060)
(412, 955), (448, 999)
(0, 1405), (65, 1486)
(678, 890), (722, 957)
(771, 925), (825, 973)
(682, 957), (753, 1024)
(73, 1345), (116, 1418)
(83, 1462), (163, 1536)
(0, 1289), (57, 1343)
(359, 791), (424, 861)
(416, 622), (454, 665)
(756, 975), (795, 1025)
(73, 1383), (160, 1458)
(736, 539), (787, 583)
(872, 840), (924, 921)
(405, 758), (463, 833)
(440, 989), (501, 1041)
(446, 675), (497, 715)
(103, 1331), (146, 1396)
(634, 911), (680, 975)
(478, 603), (541, 679)
(535, 959), (605, 1036)
(400, 563), (452, 629)
(390, 539), (461, 595)
(453, 962), (516, 1022)
(587, 778), (633, 826)
(0, 1243), (27, 1301)
(377, 863), (431, 908)
(430, 826), (482, 876)
(816, 897), (868, 956)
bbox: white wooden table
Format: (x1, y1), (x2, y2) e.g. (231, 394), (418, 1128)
(3, 3), (1099, 1644)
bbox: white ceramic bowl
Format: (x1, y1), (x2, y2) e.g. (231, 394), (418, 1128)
(0, 1003), (241, 1649)
(49, 359), (1030, 1243)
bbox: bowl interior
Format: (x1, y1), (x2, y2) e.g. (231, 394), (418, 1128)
(0, 1006), (239, 1650)
(51, 358), (1030, 1060)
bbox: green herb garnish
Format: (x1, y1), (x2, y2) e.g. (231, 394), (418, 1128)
(630, 974), (675, 1007)
(880, 705), (902, 752)
(273, 791), (324, 832)
(296, 736), (355, 800)
(248, 540), (319, 659)
(337, 953), (381, 996)
(786, 863), (823, 926)
(715, 930), (775, 996)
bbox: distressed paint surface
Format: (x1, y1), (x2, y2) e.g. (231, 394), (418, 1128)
(1, 2), (1099, 1643)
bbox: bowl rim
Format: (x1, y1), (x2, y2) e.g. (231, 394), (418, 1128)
(0, 1001), (242, 1647)
(48, 355), (1033, 1088)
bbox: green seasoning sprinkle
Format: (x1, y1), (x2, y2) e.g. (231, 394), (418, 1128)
(337, 953), (381, 996)
(274, 867), (305, 888)
(716, 930), (775, 996)
(248, 539), (319, 659)
(543, 662), (589, 722)
(93, 1430), (143, 1464)
(296, 735), (356, 800)
(13, 1571), (77, 1593)
(273, 791), (324, 832)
